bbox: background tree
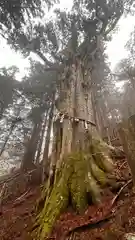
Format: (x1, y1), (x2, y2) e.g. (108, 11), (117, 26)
(0, 61), (55, 173)
(0, 66), (20, 119)
(115, 58), (135, 90)
(112, 23), (135, 187)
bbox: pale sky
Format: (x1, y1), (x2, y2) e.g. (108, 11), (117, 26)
(106, 15), (135, 71)
(0, 3), (134, 79)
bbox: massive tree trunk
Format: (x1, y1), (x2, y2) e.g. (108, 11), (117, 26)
(34, 60), (113, 239)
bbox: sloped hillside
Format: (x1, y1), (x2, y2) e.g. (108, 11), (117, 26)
(0, 158), (135, 240)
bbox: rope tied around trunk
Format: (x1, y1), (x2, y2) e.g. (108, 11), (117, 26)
(54, 111), (96, 127)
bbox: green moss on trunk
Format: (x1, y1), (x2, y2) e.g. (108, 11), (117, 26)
(33, 139), (113, 239)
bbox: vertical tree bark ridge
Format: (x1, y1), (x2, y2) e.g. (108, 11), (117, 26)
(42, 102), (54, 182)
(35, 111), (48, 164)
(33, 60), (114, 239)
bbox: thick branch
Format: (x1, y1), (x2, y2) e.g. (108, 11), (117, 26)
(51, 51), (63, 62)
(33, 50), (63, 72)
(33, 50), (54, 67)
(104, 15), (121, 36)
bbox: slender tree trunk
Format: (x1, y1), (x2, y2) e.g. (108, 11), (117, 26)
(21, 121), (42, 170)
(42, 102), (54, 182)
(35, 111), (48, 164)
(91, 91), (100, 132)
(130, 77), (135, 92)
(35, 60), (113, 239)
(118, 115), (135, 184)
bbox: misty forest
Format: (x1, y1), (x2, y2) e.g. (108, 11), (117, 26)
(1, 1), (135, 240)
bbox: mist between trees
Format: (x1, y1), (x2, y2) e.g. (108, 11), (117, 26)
(0, 0), (135, 239)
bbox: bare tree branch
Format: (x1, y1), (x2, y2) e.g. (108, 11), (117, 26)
(104, 16), (121, 36)
(33, 50), (54, 67)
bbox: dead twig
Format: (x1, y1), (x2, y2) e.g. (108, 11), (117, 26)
(111, 179), (132, 206)
(66, 215), (113, 238)
(13, 189), (31, 207)
(0, 183), (6, 202)
(119, 161), (127, 170)
(0, 183), (6, 213)
(14, 189), (30, 203)
(0, 168), (37, 186)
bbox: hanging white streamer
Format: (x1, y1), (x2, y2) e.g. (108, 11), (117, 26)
(84, 121), (88, 130)
(74, 118), (79, 122)
(60, 114), (64, 123)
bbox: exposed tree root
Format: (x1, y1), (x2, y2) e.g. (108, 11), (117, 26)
(33, 138), (114, 240)
(67, 215), (114, 238)
(111, 179), (132, 206)
(107, 144), (125, 159)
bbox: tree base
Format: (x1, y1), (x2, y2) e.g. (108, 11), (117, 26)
(33, 137), (114, 239)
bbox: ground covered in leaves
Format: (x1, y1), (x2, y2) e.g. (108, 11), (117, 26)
(0, 158), (135, 240)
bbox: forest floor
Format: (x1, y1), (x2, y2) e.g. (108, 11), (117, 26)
(0, 158), (135, 240)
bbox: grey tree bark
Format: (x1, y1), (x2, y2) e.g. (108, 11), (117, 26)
(35, 60), (113, 239)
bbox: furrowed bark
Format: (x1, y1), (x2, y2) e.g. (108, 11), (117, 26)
(33, 60), (114, 239)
